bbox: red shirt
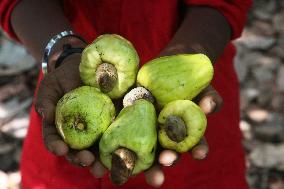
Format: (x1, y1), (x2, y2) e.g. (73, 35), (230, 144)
(0, 0), (252, 188)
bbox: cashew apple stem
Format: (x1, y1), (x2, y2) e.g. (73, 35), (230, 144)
(164, 115), (187, 142)
(123, 87), (154, 107)
(111, 148), (136, 185)
(96, 63), (118, 93)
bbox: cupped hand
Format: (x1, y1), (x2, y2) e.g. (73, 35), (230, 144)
(144, 85), (223, 188)
(35, 53), (107, 176)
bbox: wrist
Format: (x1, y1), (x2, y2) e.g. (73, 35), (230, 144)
(158, 6), (231, 63)
(47, 35), (87, 73)
(158, 44), (208, 58)
(50, 36), (87, 59)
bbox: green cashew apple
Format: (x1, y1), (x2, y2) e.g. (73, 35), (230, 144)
(137, 54), (213, 107)
(158, 100), (207, 153)
(55, 86), (115, 150)
(99, 99), (157, 185)
(80, 34), (139, 99)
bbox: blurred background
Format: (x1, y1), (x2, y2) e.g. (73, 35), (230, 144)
(0, 0), (284, 188)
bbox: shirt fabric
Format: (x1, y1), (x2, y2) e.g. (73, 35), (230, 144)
(0, 0), (252, 188)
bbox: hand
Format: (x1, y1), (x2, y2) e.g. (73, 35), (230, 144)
(144, 85), (223, 188)
(145, 5), (229, 185)
(35, 53), (107, 176)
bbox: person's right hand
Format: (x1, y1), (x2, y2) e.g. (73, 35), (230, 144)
(35, 53), (107, 176)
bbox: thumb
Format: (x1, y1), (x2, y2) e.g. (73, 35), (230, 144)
(35, 74), (62, 124)
(194, 85), (223, 115)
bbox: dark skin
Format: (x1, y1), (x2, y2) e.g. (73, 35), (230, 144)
(11, 0), (229, 187)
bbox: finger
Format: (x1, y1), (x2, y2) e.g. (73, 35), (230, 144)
(42, 122), (68, 156)
(35, 75), (62, 124)
(71, 150), (96, 167)
(158, 150), (179, 167)
(191, 137), (209, 160)
(195, 85), (223, 115)
(66, 149), (95, 167)
(144, 165), (165, 188)
(90, 160), (107, 178)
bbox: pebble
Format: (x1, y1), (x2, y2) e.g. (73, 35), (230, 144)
(0, 38), (36, 76)
(8, 171), (21, 189)
(237, 52), (262, 67)
(256, 88), (274, 107)
(271, 94), (284, 111)
(234, 51), (269, 83)
(249, 144), (284, 170)
(1, 113), (29, 139)
(236, 29), (276, 50)
(269, 179), (284, 189)
(234, 55), (248, 83)
(244, 88), (260, 100)
(252, 66), (274, 83)
(240, 92), (249, 111)
(268, 45), (284, 59)
(251, 20), (275, 36)
(0, 98), (32, 120)
(254, 9), (273, 21)
(277, 34), (284, 49)
(254, 123), (284, 143)
(0, 138), (15, 171)
(273, 11), (284, 34)
(253, 0), (277, 21)
(240, 120), (253, 140)
(276, 66), (284, 92)
(0, 171), (8, 189)
(13, 145), (22, 164)
(257, 56), (281, 70)
(247, 108), (270, 123)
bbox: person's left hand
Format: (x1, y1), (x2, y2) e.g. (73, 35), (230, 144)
(143, 85), (223, 188)
(92, 4), (230, 186)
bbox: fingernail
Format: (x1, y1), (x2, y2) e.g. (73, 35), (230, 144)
(79, 162), (87, 167)
(200, 97), (216, 115)
(193, 148), (208, 160)
(73, 158), (87, 167)
(197, 152), (207, 160)
(159, 150), (178, 166)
